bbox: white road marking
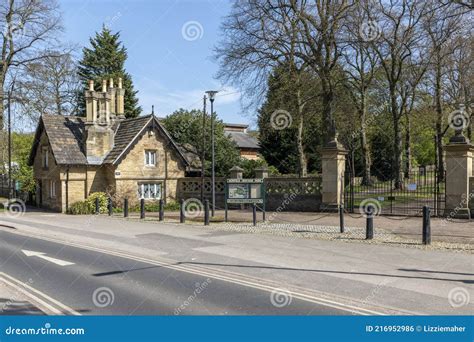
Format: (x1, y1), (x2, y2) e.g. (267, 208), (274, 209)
(0, 272), (80, 315)
(17, 237), (388, 315)
(22, 249), (75, 266)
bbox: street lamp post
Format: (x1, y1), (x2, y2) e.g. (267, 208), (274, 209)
(201, 95), (207, 203)
(205, 90), (218, 217)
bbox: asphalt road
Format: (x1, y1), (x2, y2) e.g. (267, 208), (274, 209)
(0, 230), (351, 315)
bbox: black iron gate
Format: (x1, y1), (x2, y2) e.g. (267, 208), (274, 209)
(344, 170), (446, 217)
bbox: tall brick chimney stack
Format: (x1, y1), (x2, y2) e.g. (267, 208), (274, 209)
(116, 77), (125, 119)
(85, 80), (97, 123)
(84, 79), (114, 164)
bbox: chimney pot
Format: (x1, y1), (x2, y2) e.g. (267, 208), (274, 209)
(118, 77), (123, 89)
(89, 80), (94, 91)
(102, 79), (107, 92)
(109, 78), (114, 88)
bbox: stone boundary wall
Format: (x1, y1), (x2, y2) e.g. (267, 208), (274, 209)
(177, 176), (323, 212)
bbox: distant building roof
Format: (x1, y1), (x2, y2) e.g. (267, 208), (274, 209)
(226, 131), (260, 150)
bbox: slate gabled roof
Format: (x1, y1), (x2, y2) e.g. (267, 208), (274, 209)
(103, 115), (190, 167)
(29, 115), (88, 166)
(29, 114), (190, 168)
(226, 131), (260, 150)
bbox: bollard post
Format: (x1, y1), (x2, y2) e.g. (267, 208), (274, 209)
(140, 198), (145, 219)
(180, 199), (185, 223)
(366, 205), (374, 240)
(108, 198), (113, 216)
(159, 199), (164, 221)
(252, 203), (257, 226)
(422, 206), (431, 245)
(124, 198), (129, 218)
(204, 199), (210, 226)
(95, 197), (100, 215)
(339, 204), (344, 233)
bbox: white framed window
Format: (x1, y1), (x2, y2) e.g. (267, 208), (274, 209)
(138, 183), (162, 200)
(42, 147), (49, 168)
(144, 150), (157, 166)
(50, 180), (56, 198)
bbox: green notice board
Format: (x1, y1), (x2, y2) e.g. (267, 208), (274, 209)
(226, 178), (264, 204)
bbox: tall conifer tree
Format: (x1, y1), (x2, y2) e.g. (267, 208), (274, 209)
(77, 26), (141, 117)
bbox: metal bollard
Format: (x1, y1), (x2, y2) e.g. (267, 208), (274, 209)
(95, 197), (100, 214)
(339, 204), (345, 233)
(180, 199), (185, 223)
(204, 199), (210, 226)
(366, 205), (374, 240)
(124, 198), (129, 218)
(252, 203), (257, 226)
(108, 198), (113, 216)
(159, 199), (164, 221)
(140, 198), (145, 219)
(422, 206), (431, 245)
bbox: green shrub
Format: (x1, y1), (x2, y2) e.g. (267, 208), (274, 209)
(67, 192), (108, 215)
(67, 201), (91, 215)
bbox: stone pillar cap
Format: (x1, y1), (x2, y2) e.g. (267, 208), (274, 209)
(230, 166), (244, 171)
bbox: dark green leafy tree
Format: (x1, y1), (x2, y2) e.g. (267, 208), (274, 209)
(162, 109), (241, 177)
(77, 26), (141, 118)
(258, 65), (323, 175)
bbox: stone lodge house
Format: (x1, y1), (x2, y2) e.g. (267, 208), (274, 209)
(28, 78), (200, 212)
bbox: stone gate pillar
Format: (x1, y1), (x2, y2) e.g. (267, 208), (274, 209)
(444, 132), (474, 219)
(321, 137), (347, 211)
(254, 166), (269, 179)
(229, 166), (243, 179)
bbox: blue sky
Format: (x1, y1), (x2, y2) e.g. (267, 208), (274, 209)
(60, 0), (252, 126)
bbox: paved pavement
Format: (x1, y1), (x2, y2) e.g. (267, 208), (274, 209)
(0, 211), (473, 315)
(122, 209), (474, 245)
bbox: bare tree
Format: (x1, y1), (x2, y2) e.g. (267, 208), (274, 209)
(215, 0), (318, 176)
(370, 0), (432, 188)
(342, 0), (379, 185)
(0, 0), (62, 128)
(16, 52), (79, 121)
(290, 0), (354, 144)
(444, 33), (474, 140)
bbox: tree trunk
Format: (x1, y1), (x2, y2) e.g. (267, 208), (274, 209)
(321, 78), (336, 145)
(404, 113), (411, 178)
(296, 89), (307, 177)
(391, 88), (404, 189)
(359, 92), (372, 185)
(434, 61), (445, 181)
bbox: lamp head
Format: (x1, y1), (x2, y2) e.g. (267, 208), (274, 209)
(205, 90), (218, 101)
